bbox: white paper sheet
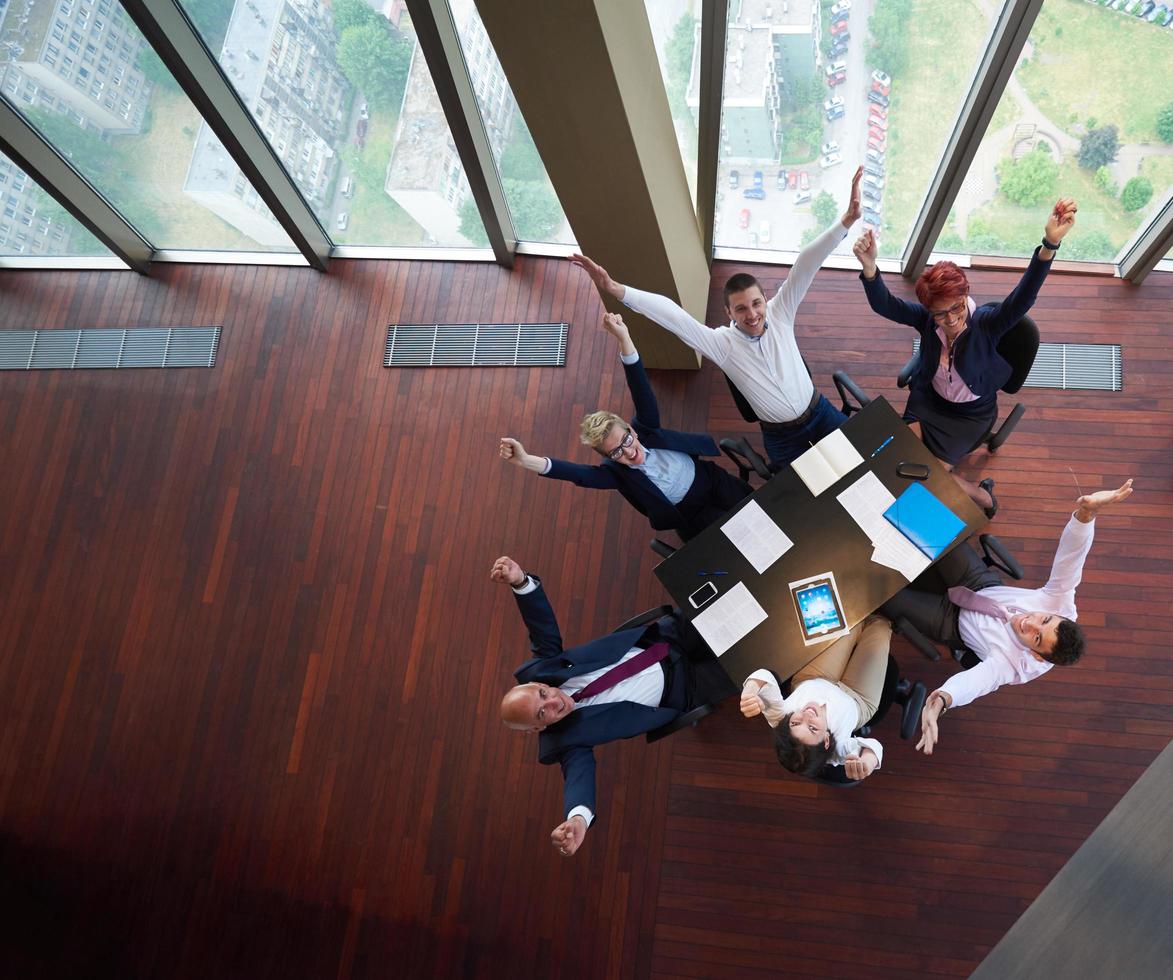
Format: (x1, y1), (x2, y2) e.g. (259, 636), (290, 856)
(791, 429), (865, 496)
(837, 472), (932, 581)
(721, 500), (794, 574)
(691, 582), (767, 656)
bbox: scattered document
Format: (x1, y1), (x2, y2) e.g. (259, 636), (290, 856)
(692, 582), (768, 656)
(791, 429), (865, 496)
(837, 472), (932, 581)
(721, 500), (793, 574)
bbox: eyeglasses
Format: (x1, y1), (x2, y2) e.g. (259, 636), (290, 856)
(605, 428), (636, 461)
(930, 300), (968, 324)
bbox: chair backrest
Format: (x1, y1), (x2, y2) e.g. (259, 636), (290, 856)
(725, 374), (760, 423)
(896, 311), (1041, 394)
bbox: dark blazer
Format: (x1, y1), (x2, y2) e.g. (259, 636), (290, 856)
(512, 576), (684, 820)
(543, 356), (738, 533)
(860, 247), (1052, 398)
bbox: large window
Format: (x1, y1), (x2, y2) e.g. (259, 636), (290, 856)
(0, 148), (109, 257)
(712, 0), (998, 259)
(645, 0), (699, 208)
(939, 0), (1173, 263)
(0, 0), (295, 251)
(446, 0), (573, 245)
(178, 0), (490, 248)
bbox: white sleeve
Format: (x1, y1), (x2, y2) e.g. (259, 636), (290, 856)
(767, 222), (848, 326)
(1041, 513), (1095, 597)
(621, 285), (729, 365)
(939, 655), (1018, 710)
(745, 668), (786, 727)
(567, 805), (594, 828)
(512, 575), (540, 595)
(838, 734), (884, 770)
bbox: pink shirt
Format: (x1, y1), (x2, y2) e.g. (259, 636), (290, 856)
(931, 298), (980, 403)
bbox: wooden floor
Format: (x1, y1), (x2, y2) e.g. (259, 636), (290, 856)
(0, 253), (1170, 979)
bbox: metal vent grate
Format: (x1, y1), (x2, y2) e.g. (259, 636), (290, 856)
(385, 322), (568, 367)
(0, 327), (220, 370)
(910, 340), (1122, 391)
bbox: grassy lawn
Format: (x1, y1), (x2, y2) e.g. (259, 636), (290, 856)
(1018, 0), (1173, 143)
(876, 0), (989, 257)
(338, 109), (429, 246)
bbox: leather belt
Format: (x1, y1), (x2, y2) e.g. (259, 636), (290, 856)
(758, 389), (821, 432)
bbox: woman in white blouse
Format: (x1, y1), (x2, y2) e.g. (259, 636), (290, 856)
(740, 617), (892, 781)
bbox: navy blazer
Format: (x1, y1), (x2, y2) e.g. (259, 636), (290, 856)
(512, 576), (681, 820)
(543, 356), (721, 531)
(860, 247), (1052, 398)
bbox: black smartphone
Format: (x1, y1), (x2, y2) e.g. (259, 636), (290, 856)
(896, 461), (931, 481)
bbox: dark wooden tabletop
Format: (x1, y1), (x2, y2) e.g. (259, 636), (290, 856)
(654, 396), (986, 683)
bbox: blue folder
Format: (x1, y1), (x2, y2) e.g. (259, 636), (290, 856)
(882, 482), (965, 560)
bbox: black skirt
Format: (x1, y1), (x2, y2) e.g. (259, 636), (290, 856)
(902, 386), (998, 466)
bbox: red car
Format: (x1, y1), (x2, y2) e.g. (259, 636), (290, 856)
(871, 80), (891, 97)
(788, 171), (799, 189)
(831, 19), (849, 35)
(868, 115), (889, 131)
(827, 70), (846, 86)
(867, 133), (886, 151)
(798, 171), (810, 191)
(739, 208), (751, 229)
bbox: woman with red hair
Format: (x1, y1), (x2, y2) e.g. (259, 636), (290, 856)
(853, 199), (1077, 515)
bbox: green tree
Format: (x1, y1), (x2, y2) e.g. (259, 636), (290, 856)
(1093, 165), (1117, 197)
(500, 125), (545, 182)
(996, 146), (1058, 207)
(1077, 125), (1119, 171)
(135, 49), (179, 91)
(936, 230), (964, 252)
(331, 0), (382, 36)
(458, 196), (490, 246)
(664, 13), (696, 116)
(1120, 176), (1153, 213)
(867, 0), (912, 76)
(811, 190), (837, 229)
(337, 23), (412, 109)
(800, 227), (820, 247)
(1064, 230), (1116, 261)
(27, 108), (113, 176)
(966, 231), (1006, 255)
(504, 178), (563, 241)
(1156, 102), (1173, 143)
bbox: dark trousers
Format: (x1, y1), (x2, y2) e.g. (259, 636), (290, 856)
(760, 395), (847, 468)
(677, 462), (753, 541)
(881, 541), (1004, 647)
(657, 614), (739, 711)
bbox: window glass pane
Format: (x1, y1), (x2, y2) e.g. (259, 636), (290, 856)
(939, 0), (1173, 263)
(0, 0), (295, 251)
(446, 0), (573, 245)
(178, 0), (490, 248)
(713, 0), (998, 259)
(0, 149), (110, 256)
(646, 0), (699, 207)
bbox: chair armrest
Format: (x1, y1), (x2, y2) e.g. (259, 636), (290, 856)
(646, 703), (714, 743)
(719, 437), (772, 482)
(650, 538), (678, 560)
(613, 604), (674, 633)
(895, 616), (941, 661)
(896, 350), (920, 389)
(979, 533), (1023, 580)
(832, 370), (871, 416)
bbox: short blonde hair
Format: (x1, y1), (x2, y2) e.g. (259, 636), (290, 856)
(580, 411), (626, 451)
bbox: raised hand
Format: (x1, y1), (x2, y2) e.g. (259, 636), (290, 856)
(841, 166), (864, 227)
(916, 693), (947, 755)
(739, 680), (766, 719)
(550, 815), (587, 857)
(843, 749), (878, 781)
(600, 312), (636, 356)
(852, 229), (878, 276)
(499, 436), (528, 466)
(1045, 197), (1078, 244)
(490, 555), (527, 588)
(1077, 478), (1133, 520)
(569, 253), (624, 300)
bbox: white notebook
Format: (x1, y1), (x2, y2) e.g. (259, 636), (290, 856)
(790, 429), (865, 496)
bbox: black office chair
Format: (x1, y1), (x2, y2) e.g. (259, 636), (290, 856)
(610, 603), (728, 743)
(718, 436), (772, 484)
(895, 533), (1024, 664)
(776, 655), (927, 786)
(896, 313), (1040, 453)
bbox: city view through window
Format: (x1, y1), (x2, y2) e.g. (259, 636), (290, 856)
(0, 145), (109, 256)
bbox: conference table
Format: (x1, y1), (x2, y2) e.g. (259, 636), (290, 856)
(654, 396), (986, 685)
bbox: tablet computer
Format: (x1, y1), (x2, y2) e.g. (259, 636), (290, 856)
(788, 572), (849, 646)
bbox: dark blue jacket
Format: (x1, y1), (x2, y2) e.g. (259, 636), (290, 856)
(512, 577), (683, 819)
(860, 247), (1052, 398)
(543, 357), (732, 532)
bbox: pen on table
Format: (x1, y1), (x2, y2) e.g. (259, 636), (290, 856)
(870, 435), (894, 458)
(696, 570), (728, 577)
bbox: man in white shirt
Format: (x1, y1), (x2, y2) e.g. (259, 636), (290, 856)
(492, 556), (736, 858)
(881, 480), (1133, 754)
(569, 168), (864, 468)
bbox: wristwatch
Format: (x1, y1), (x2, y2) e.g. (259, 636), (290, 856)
(1042, 236), (1061, 251)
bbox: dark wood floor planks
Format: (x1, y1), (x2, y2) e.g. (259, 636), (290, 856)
(0, 254), (1170, 979)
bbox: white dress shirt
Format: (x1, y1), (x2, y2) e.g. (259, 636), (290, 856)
(514, 575), (666, 827)
(744, 671), (884, 768)
(942, 513), (1095, 709)
(620, 222), (849, 423)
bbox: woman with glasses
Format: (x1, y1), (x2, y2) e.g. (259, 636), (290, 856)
(852, 198), (1077, 515)
(499, 312), (751, 542)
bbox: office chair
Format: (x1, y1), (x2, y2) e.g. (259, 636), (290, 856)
(610, 603), (730, 743)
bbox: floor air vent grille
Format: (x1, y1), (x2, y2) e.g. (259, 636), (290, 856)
(385, 322), (568, 367)
(0, 327), (220, 370)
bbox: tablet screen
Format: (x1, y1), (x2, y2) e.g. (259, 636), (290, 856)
(792, 577), (845, 640)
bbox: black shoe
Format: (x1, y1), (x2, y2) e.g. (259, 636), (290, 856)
(979, 478), (998, 519)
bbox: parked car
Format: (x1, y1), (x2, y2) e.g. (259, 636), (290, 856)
(739, 208), (751, 229)
(830, 38), (850, 57)
(1162, 5), (1173, 23)
(824, 95), (846, 111)
(821, 140), (841, 156)
(336, 211), (349, 231)
(794, 189), (813, 206)
(759, 220), (771, 245)
(863, 189), (882, 207)
(820, 151), (843, 168)
(1137, 0), (1155, 15)
(864, 162), (885, 179)
(729, 169), (740, 188)
(753, 170), (764, 189)
(825, 59), (847, 75)
(340, 176), (354, 198)
(358, 102), (369, 120)
(826, 103), (846, 122)
(788, 171), (799, 189)
(868, 90), (890, 108)
(867, 133), (886, 152)
(743, 187), (766, 200)
(1146, 1), (1165, 18)
(866, 148), (886, 165)
(863, 173), (886, 190)
(862, 207), (882, 225)
(868, 114), (889, 131)
(830, 18), (849, 35)
(827, 70), (847, 86)
(871, 69), (891, 87)
(831, 0), (852, 13)
(871, 80), (891, 97)
(832, 9), (850, 24)
(777, 168), (789, 189)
